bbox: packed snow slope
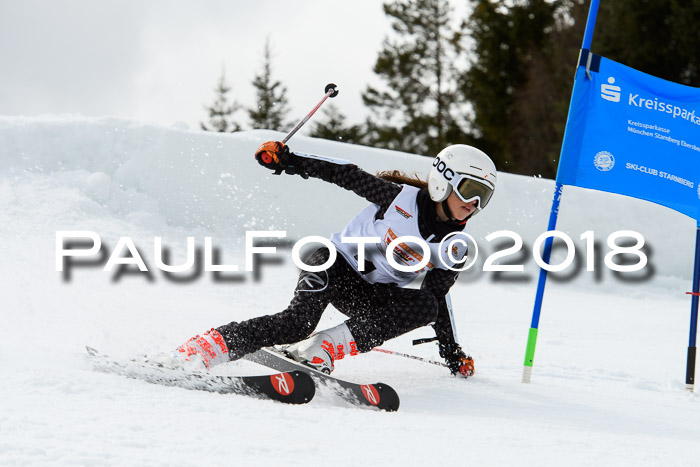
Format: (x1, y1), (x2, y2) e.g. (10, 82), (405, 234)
(1, 115), (699, 466)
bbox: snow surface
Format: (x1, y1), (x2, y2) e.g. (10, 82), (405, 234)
(1, 115), (699, 466)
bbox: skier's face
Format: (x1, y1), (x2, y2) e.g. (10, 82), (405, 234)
(446, 192), (478, 221)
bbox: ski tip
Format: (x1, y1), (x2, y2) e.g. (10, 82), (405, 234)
(375, 382), (400, 412)
(291, 371), (316, 404)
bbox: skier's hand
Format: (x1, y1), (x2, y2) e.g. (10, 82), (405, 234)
(255, 141), (291, 173)
(448, 356), (475, 378)
(254, 141), (308, 178)
(440, 343), (474, 378)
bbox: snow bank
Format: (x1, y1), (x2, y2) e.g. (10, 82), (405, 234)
(0, 115), (696, 282)
(2, 116), (699, 466)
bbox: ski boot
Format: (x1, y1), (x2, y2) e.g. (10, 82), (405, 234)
(283, 323), (358, 374)
(173, 328), (230, 371)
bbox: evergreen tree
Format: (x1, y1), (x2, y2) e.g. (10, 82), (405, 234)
(499, 0), (589, 177)
(201, 67), (241, 133)
(460, 0), (562, 176)
(594, 1), (700, 86)
(249, 39), (290, 131)
(362, 0), (467, 156)
(460, 0), (700, 178)
(309, 103), (363, 144)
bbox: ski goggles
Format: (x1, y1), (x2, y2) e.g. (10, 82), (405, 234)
(451, 173), (495, 209)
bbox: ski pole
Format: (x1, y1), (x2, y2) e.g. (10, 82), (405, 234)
(282, 83), (338, 144)
(372, 348), (447, 368)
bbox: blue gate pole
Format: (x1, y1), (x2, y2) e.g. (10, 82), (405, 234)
(686, 225), (700, 391)
(522, 184), (563, 382)
(581, 0), (600, 53)
(522, 0), (601, 383)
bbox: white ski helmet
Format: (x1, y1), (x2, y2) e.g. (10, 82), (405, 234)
(428, 144), (497, 211)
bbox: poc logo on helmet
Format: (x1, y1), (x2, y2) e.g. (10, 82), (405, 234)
(601, 77), (621, 102)
(433, 156), (455, 181)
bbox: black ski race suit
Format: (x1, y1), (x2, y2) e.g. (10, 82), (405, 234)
(217, 153), (469, 368)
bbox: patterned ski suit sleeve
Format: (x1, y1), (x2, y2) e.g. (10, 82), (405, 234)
(421, 269), (465, 357)
(293, 153), (401, 210)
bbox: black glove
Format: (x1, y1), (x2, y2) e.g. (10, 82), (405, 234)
(254, 141), (308, 178)
(439, 342), (475, 378)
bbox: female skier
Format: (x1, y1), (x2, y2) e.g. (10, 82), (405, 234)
(175, 141), (497, 377)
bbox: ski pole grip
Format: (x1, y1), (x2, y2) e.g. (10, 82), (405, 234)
(325, 83), (339, 98)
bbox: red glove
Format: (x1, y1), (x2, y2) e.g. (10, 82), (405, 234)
(255, 141), (290, 172)
(440, 343), (474, 378)
(454, 356), (475, 377)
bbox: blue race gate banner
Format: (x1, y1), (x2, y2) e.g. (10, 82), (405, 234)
(557, 51), (700, 221)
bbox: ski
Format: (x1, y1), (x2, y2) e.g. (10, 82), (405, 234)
(86, 346), (315, 405)
(245, 348), (400, 412)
